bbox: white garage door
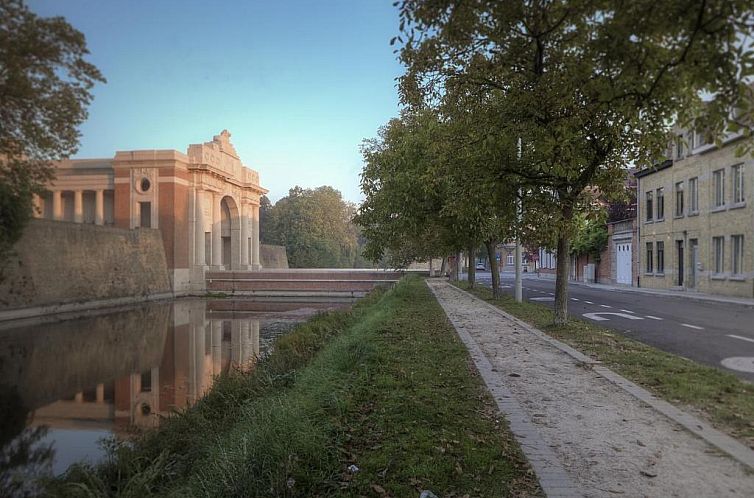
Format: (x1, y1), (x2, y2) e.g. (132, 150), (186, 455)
(616, 243), (632, 285)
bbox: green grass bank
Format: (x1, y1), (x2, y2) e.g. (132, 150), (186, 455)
(48, 277), (540, 497)
(455, 282), (754, 449)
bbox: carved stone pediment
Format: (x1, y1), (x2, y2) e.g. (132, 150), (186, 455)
(187, 130), (266, 194)
(213, 129), (238, 158)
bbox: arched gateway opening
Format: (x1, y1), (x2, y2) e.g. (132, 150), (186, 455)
(220, 196), (240, 269)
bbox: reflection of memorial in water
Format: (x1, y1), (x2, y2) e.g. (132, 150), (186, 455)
(0, 298), (343, 480)
(29, 301), (263, 431)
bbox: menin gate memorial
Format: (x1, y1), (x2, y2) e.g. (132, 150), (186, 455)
(32, 130), (268, 292)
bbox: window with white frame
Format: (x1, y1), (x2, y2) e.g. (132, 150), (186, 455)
(696, 129), (710, 148)
(713, 236), (725, 274)
(506, 254), (514, 265)
(713, 169), (725, 208)
(656, 187), (664, 219)
(646, 242), (653, 273)
(689, 177), (698, 213)
(646, 191), (653, 221)
(732, 164), (745, 204)
(675, 182), (684, 216)
(732, 235), (744, 275)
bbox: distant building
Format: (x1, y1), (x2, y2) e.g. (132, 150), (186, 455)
(635, 129), (753, 297)
(606, 218), (638, 286)
(32, 130), (268, 291)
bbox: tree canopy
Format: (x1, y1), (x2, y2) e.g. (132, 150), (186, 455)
(0, 0), (105, 257)
(369, 0), (754, 323)
(261, 186), (368, 268)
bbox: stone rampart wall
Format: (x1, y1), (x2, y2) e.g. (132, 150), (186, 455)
(0, 219), (171, 311)
(260, 244), (289, 269)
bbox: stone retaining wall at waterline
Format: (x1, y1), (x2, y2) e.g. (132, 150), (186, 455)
(0, 219), (171, 312)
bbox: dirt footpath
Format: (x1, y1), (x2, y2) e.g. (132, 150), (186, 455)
(427, 280), (754, 498)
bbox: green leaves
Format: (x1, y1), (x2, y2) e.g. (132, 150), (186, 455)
(0, 0), (105, 255)
(261, 186), (365, 268)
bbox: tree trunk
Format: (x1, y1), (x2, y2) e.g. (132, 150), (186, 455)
(455, 251), (461, 281)
(467, 242), (475, 288)
(554, 233), (571, 324)
(440, 256), (447, 277)
(485, 240), (500, 298)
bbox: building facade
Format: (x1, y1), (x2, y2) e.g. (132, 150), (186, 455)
(606, 219), (638, 287)
(636, 134), (754, 298)
(32, 130), (267, 292)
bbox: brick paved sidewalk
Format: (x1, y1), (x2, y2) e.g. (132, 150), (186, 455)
(427, 280), (754, 498)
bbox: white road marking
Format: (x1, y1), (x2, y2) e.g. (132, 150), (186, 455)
(583, 312), (645, 322)
(584, 301), (594, 304)
(570, 298), (579, 301)
(727, 334), (754, 344)
(645, 315), (663, 320)
(548, 292), (555, 296)
(600, 304), (612, 308)
(531, 297), (555, 302)
(620, 309), (634, 314)
(721, 357), (754, 373)
(681, 323), (704, 330)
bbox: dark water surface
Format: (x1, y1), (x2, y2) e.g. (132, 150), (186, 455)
(0, 298), (348, 489)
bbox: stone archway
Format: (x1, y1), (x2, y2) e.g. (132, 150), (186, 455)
(220, 196), (240, 269)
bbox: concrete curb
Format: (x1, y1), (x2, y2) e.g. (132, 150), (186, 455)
(427, 282), (584, 498)
(492, 272), (754, 307)
(449, 283), (754, 472)
(568, 280), (754, 307)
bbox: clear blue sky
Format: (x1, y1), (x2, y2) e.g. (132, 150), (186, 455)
(28, 0), (403, 203)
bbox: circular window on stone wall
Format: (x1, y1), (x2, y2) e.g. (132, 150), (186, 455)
(138, 177), (151, 193)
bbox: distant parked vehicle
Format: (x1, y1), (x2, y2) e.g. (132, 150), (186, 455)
(475, 263), (486, 271)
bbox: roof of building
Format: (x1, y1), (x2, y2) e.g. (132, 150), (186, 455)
(633, 159), (673, 179)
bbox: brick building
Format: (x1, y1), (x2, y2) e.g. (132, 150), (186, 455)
(636, 131), (754, 297)
(32, 130), (267, 292)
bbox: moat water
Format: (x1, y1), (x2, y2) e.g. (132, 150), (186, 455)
(0, 298), (349, 488)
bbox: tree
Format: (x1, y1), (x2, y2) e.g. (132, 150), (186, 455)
(258, 194), (272, 241)
(262, 186), (361, 268)
(356, 111), (456, 268)
(0, 0), (105, 258)
(570, 210), (609, 263)
(396, 0), (754, 323)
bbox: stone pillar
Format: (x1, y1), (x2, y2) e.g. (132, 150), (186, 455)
(74, 190), (83, 223)
(231, 204), (241, 270)
(252, 204), (261, 270)
(95, 189), (105, 225)
(211, 193), (222, 268)
(195, 318), (207, 401)
(251, 320), (260, 356)
(239, 321), (249, 364)
(96, 383), (105, 403)
(52, 191), (63, 221)
(195, 189), (205, 266)
(232, 321), (242, 365)
(212, 320), (222, 376)
(240, 203), (249, 267)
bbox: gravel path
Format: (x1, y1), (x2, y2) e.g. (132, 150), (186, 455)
(427, 280), (754, 497)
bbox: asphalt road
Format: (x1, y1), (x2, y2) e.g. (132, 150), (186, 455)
(470, 271), (754, 382)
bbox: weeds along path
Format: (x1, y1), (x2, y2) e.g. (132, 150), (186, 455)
(428, 279), (754, 498)
(50, 276), (541, 497)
